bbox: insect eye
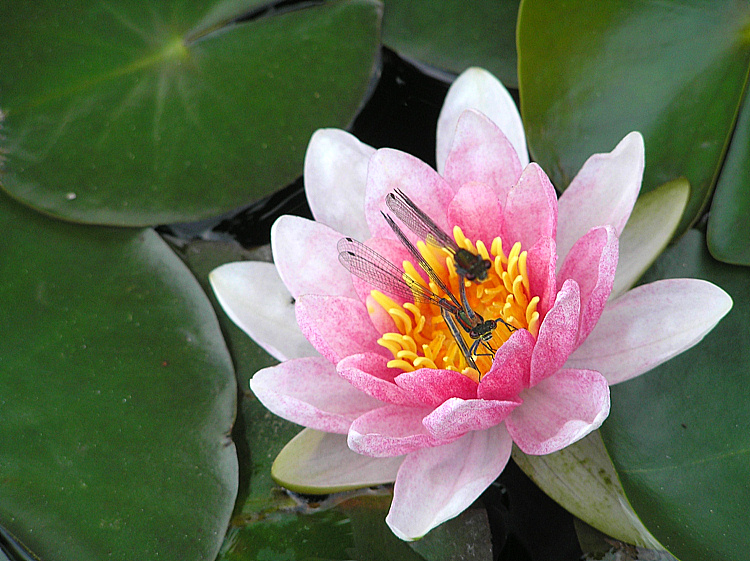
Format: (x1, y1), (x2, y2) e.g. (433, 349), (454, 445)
(484, 260), (491, 270)
(466, 273), (475, 281)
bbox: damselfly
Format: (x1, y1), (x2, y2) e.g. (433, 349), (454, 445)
(338, 236), (500, 372)
(381, 210), (515, 338)
(385, 188), (492, 282)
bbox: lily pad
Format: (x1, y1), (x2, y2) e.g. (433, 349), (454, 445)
(0, 0), (381, 226)
(173, 239), (300, 515)
(0, 195), (237, 561)
(600, 229), (750, 561)
(707, 81), (750, 266)
(517, 0), (750, 233)
(218, 493), (427, 561)
(381, 0), (520, 87)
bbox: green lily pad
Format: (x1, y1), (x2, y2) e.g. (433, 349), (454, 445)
(408, 506), (492, 561)
(0, 195), (237, 560)
(218, 493), (428, 561)
(382, 0), (520, 87)
(172, 239), (300, 516)
(600, 229), (750, 561)
(0, 0), (381, 226)
(517, 0), (750, 233)
(707, 80), (750, 266)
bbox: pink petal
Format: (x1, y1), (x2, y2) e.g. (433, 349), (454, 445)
(348, 405), (452, 457)
(478, 329), (536, 400)
(394, 368), (478, 407)
(364, 148), (455, 240)
(446, 183), (504, 248)
(337, 353), (423, 407)
(530, 280), (581, 385)
(557, 226), (619, 345)
(557, 132), (644, 263)
(250, 357), (383, 434)
(443, 109), (522, 199)
(304, 128), (375, 240)
(209, 261), (317, 361)
(506, 369), (610, 455)
(385, 425), (513, 540)
(525, 236), (558, 319)
(422, 397), (519, 440)
(501, 163), (558, 251)
(271, 216), (356, 299)
(437, 68), (528, 173)
(296, 295), (386, 363)
(567, 279), (733, 385)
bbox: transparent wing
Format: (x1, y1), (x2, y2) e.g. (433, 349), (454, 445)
(385, 188), (459, 253)
(337, 237), (457, 312)
(380, 213), (464, 311)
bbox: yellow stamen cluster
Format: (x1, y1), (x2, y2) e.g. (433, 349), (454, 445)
(369, 227), (540, 382)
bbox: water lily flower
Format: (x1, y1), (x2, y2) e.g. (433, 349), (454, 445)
(210, 68), (732, 540)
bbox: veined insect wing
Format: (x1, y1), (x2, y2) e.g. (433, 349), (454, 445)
(337, 237), (460, 314)
(385, 189), (459, 252)
(386, 188), (491, 283)
(337, 235), (488, 373)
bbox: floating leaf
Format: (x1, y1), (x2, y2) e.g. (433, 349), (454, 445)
(707, 83), (750, 265)
(518, 0), (750, 232)
(382, 0), (520, 87)
(0, 0), (381, 226)
(0, 195), (237, 561)
(408, 506), (492, 561)
(600, 229), (750, 561)
(172, 239), (298, 515)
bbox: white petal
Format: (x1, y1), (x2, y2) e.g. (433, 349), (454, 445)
(557, 132), (644, 264)
(271, 215), (356, 299)
(567, 279), (733, 385)
(437, 67), (528, 174)
(272, 429), (403, 493)
(304, 128), (375, 240)
(385, 425), (512, 540)
(209, 261), (317, 361)
(611, 178), (689, 299)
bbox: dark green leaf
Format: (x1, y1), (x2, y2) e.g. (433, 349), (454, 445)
(707, 82), (750, 265)
(0, 0), (381, 226)
(172, 239), (298, 515)
(408, 506), (492, 561)
(518, 0), (750, 232)
(382, 0), (520, 87)
(218, 493), (426, 561)
(0, 195), (237, 561)
(600, 229), (750, 561)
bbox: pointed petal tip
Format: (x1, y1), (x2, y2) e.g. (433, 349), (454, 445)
(437, 67), (528, 172)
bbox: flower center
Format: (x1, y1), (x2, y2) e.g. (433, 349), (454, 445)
(369, 227), (540, 382)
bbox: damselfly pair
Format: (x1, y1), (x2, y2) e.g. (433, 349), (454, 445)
(338, 189), (515, 374)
